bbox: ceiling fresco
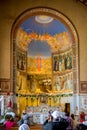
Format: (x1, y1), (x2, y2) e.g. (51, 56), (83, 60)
(27, 40), (51, 57)
(16, 15), (72, 56)
(21, 15), (68, 35)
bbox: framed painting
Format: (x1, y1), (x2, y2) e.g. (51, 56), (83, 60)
(80, 81), (87, 93)
(0, 79), (10, 92)
(16, 49), (27, 72)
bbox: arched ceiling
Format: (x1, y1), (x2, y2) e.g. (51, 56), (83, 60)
(16, 15), (72, 56)
(21, 16), (68, 35)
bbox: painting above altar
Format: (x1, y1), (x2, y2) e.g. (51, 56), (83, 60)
(16, 15), (72, 52)
(15, 14), (73, 96)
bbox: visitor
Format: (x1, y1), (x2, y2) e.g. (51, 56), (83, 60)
(82, 114), (87, 126)
(71, 113), (77, 130)
(43, 114), (53, 125)
(51, 110), (61, 121)
(48, 109), (53, 116)
(19, 123), (30, 130)
(4, 115), (16, 130)
(80, 111), (85, 122)
(64, 112), (73, 130)
(18, 110), (30, 126)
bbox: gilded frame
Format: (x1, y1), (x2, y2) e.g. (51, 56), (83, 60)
(80, 81), (87, 93)
(0, 79), (10, 92)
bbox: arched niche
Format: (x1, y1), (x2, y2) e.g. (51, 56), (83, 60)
(11, 7), (79, 109)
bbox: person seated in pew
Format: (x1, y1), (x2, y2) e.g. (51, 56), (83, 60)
(4, 115), (17, 130)
(19, 123), (30, 130)
(18, 110), (30, 126)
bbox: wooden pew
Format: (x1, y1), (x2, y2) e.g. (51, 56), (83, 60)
(0, 125), (5, 130)
(30, 124), (42, 130)
(9, 126), (19, 130)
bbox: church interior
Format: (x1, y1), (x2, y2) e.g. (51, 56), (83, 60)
(0, 0), (87, 125)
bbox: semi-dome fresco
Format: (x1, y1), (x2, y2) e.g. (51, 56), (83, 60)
(16, 15), (72, 52)
(16, 14), (73, 96)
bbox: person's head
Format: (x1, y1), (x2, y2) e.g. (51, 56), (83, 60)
(71, 113), (75, 120)
(22, 110), (26, 115)
(51, 110), (60, 120)
(48, 115), (53, 121)
(9, 115), (14, 122)
(49, 110), (52, 114)
(19, 124), (30, 130)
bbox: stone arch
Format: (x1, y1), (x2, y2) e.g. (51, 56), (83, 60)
(11, 7), (79, 95)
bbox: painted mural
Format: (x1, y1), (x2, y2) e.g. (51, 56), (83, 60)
(15, 15), (73, 96)
(16, 28), (71, 52)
